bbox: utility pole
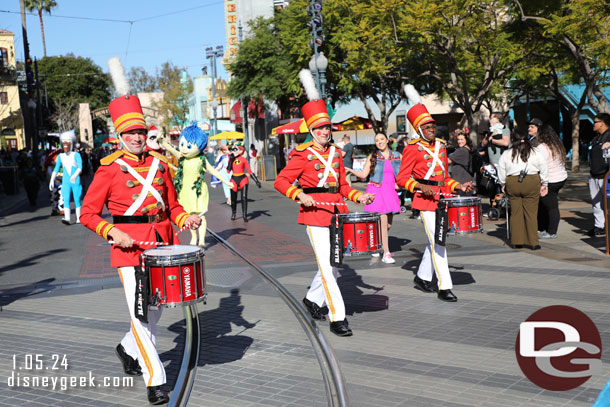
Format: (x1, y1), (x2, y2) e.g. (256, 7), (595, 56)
(238, 21), (249, 155)
(206, 46), (224, 137)
(19, 0), (38, 159)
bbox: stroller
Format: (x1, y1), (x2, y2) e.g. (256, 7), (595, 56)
(478, 164), (510, 227)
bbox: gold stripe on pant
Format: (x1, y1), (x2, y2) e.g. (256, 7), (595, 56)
(506, 174), (540, 247)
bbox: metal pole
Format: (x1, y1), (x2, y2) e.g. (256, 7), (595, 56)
(211, 54), (217, 137)
(238, 21), (249, 155)
(168, 303), (201, 407)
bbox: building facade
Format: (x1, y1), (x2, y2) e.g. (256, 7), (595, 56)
(0, 29), (24, 151)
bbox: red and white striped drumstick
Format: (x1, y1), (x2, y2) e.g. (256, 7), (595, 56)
(314, 201), (347, 206)
(108, 211), (206, 246)
(415, 191), (459, 198)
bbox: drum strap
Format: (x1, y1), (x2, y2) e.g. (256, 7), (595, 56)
(134, 260), (149, 324)
(116, 158), (165, 216)
(307, 146), (338, 187)
(418, 141), (445, 180)
(434, 200), (449, 246)
(329, 215), (344, 267)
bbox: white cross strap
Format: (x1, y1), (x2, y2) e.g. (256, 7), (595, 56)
(115, 158), (165, 216)
(307, 146), (338, 187)
(418, 140), (445, 180)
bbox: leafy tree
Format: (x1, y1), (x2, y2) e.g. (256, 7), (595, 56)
(226, 16), (299, 119)
(403, 0), (535, 138)
(37, 55), (111, 132)
(153, 62), (192, 130)
(512, 0), (610, 170)
(128, 66), (158, 92)
(25, 0), (57, 58)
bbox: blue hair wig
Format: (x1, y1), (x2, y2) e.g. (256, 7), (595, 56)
(179, 123), (208, 152)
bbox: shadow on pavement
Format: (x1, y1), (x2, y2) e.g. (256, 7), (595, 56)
(339, 265), (389, 315)
(247, 209), (271, 221)
(0, 248), (68, 275)
(1, 214), (52, 228)
(0, 278), (56, 307)
(400, 259), (476, 286)
(161, 289), (255, 389)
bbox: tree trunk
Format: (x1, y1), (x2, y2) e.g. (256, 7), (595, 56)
(570, 109), (580, 172)
(38, 11), (46, 57)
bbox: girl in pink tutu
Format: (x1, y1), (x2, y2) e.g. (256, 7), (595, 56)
(347, 133), (401, 263)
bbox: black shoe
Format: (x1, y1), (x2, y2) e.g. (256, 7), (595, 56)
(231, 212), (236, 221)
(147, 386), (169, 405)
(508, 244), (523, 249)
(61, 219), (70, 225)
(438, 289), (458, 302)
(530, 245), (541, 250)
(330, 319), (353, 337)
(115, 344), (142, 376)
(413, 276), (434, 293)
(243, 216), (248, 223)
(594, 227), (605, 237)
(303, 298), (326, 320)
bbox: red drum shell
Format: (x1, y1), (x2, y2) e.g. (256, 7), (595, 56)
(444, 197), (483, 234)
(338, 212), (382, 256)
(143, 245), (206, 308)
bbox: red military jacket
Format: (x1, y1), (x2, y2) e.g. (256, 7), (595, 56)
(80, 149), (190, 267)
(396, 137), (459, 211)
(274, 141), (363, 226)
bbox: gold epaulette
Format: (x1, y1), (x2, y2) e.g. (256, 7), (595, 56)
(408, 138), (421, 145)
(100, 150), (124, 166)
(295, 141), (314, 152)
(148, 150), (169, 164)
(436, 138), (447, 144)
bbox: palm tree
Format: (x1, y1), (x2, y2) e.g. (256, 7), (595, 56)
(24, 0), (57, 57)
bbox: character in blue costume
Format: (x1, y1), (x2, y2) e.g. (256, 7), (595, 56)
(49, 130), (83, 225)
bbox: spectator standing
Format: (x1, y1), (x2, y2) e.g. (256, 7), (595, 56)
(448, 129), (474, 195)
(588, 113), (610, 237)
(341, 135), (354, 186)
(536, 125), (568, 239)
(212, 145), (232, 205)
(249, 143), (258, 177)
(347, 133), (401, 263)
(482, 112), (510, 166)
(527, 117), (543, 146)
(19, 156), (42, 207)
(498, 132), (548, 250)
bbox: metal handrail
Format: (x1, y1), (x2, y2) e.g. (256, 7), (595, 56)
(168, 303), (200, 407)
(207, 228), (350, 407)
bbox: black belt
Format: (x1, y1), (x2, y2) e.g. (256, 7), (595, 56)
(113, 213), (167, 224)
(303, 186), (339, 194)
(414, 178), (444, 187)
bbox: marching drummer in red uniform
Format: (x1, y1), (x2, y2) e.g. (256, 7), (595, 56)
(274, 70), (375, 336)
(80, 93), (201, 405)
(397, 85), (472, 302)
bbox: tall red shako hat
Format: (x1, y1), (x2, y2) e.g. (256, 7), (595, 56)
(107, 57), (147, 135)
(299, 69), (331, 130)
(404, 84), (434, 132)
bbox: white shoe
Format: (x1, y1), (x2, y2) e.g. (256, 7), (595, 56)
(371, 253), (381, 258)
(382, 253), (395, 264)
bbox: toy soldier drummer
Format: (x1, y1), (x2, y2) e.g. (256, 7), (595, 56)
(80, 93), (201, 405)
(274, 69), (375, 336)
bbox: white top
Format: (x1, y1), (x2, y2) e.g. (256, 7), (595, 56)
(537, 143), (568, 183)
(498, 146), (549, 186)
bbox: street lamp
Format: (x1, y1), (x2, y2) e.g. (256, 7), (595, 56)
(309, 51), (328, 100)
(206, 45), (224, 137)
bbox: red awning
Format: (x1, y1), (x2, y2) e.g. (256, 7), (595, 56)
(230, 101), (242, 123)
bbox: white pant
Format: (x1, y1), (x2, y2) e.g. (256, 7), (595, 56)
(118, 267), (166, 387)
(589, 177), (605, 229)
(305, 226), (345, 322)
(417, 211), (453, 290)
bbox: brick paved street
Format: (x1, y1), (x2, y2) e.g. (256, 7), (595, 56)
(0, 171), (608, 406)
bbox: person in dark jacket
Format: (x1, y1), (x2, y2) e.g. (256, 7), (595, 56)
(589, 113), (610, 237)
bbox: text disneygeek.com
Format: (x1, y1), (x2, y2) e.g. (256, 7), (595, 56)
(8, 354), (133, 391)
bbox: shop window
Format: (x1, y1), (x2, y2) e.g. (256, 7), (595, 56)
(0, 48), (7, 68)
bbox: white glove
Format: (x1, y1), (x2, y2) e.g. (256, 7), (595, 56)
(49, 171), (57, 191)
(70, 168), (82, 184)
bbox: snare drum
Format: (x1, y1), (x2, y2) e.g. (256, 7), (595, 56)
(331, 212), (382, 259)
(142, 245), (206, 308)
(443, 197), (483, 234)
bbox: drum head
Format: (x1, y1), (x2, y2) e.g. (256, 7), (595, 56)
(143, 245), (204, 265)
(443, 197), (481, 207)
(339, 211), (381, 223)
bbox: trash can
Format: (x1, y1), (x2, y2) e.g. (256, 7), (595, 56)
(0, 166), (19, 195)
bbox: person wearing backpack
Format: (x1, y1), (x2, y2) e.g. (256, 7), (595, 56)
(448, 129), (475, 196)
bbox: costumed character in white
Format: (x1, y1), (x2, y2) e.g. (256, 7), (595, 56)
(49, 130), (83, 225)
(159, 123), (232, 245)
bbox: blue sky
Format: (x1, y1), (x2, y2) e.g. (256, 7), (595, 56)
(2, 0), (229, 80)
